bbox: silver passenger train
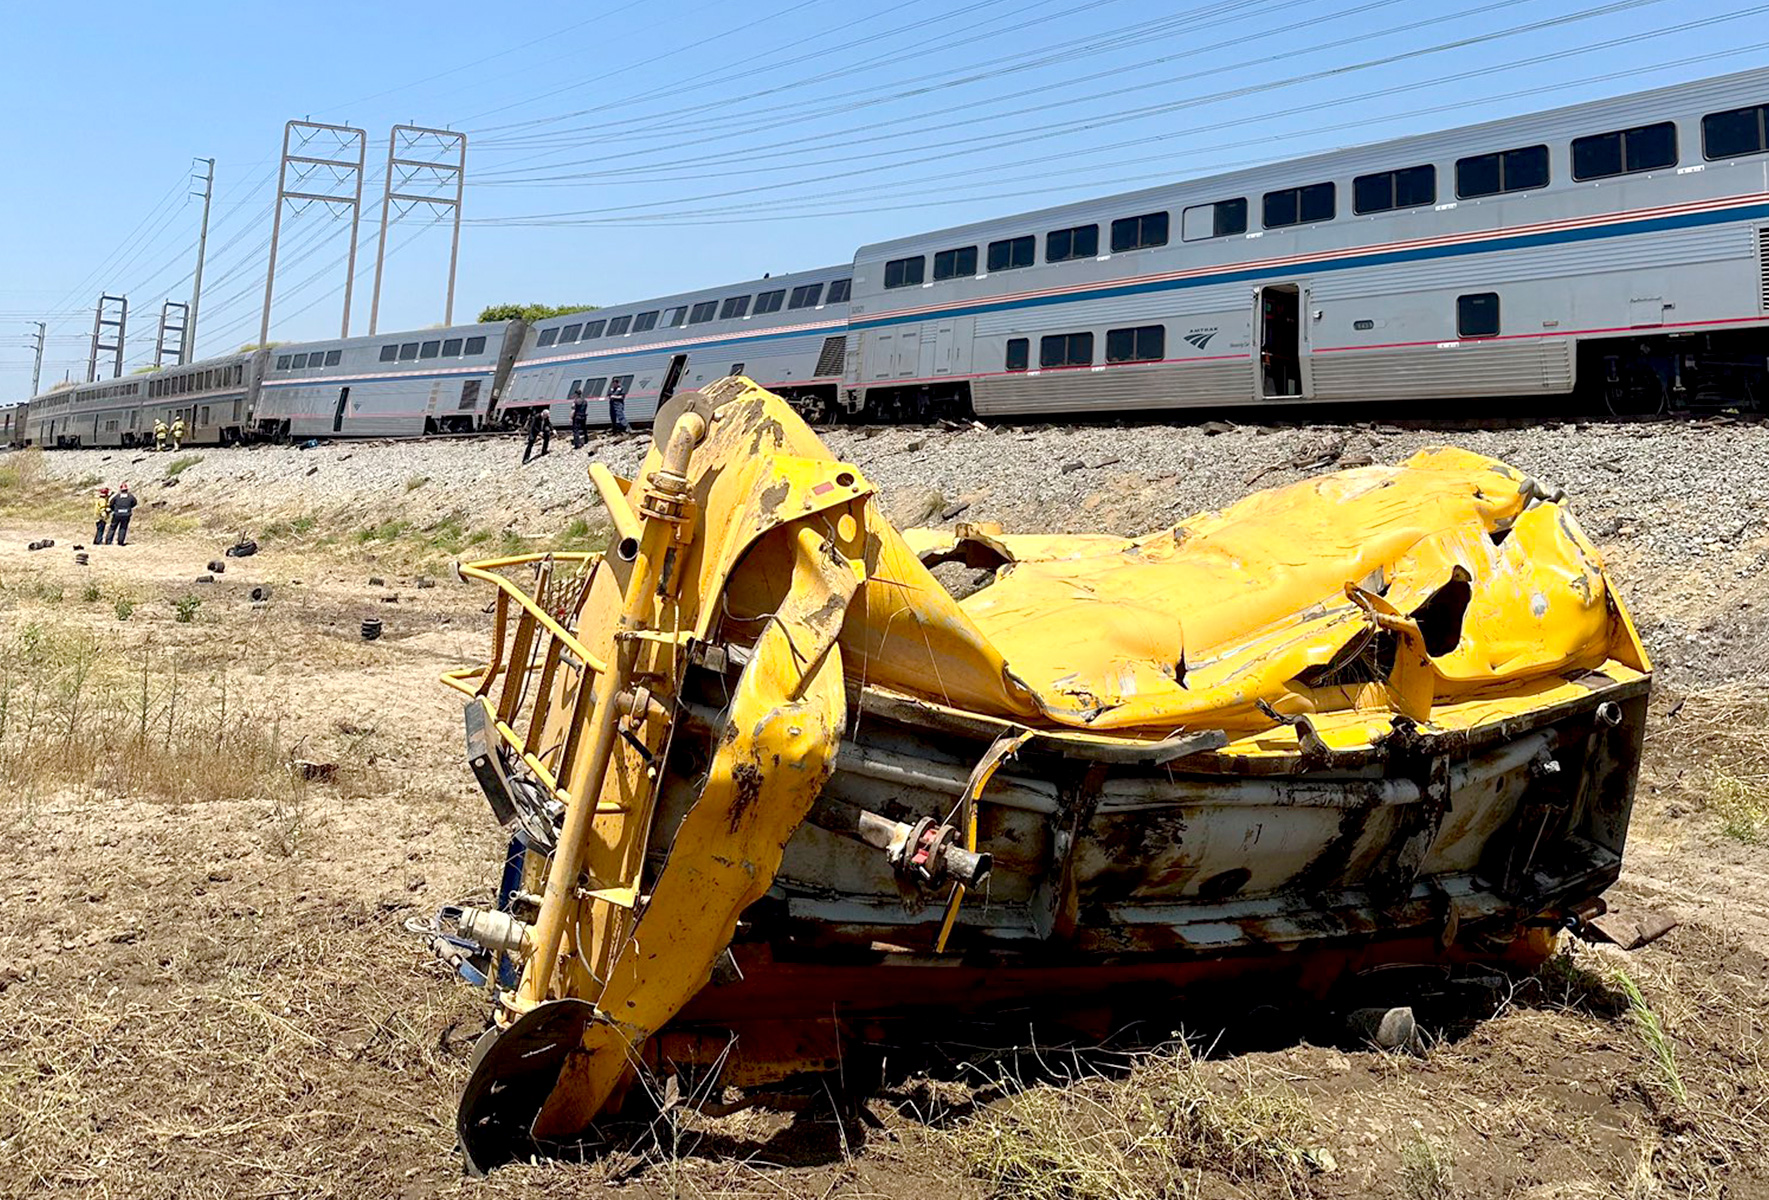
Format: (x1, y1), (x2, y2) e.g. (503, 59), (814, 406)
(6, 67), (1768, 444)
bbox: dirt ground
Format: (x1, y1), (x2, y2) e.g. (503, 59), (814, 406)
(0, 434), (1765, 1200)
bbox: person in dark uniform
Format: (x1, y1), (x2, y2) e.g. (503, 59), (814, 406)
(569, 386), (588, 450)
(607, 378), (630, 434)
(522, 407), (553, 464)
(104, 483), (138, 545)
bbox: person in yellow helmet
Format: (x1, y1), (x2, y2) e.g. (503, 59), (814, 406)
(153, 417), (168, 451)
(93, 487), (111, 542)
(170, 415), (186, 451)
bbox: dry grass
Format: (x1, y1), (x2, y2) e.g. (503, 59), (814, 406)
(942, 1039), (1319, 1200)
(1660, 687), (1769, 843)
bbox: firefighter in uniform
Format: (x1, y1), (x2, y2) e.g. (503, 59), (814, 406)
(170, 415), (186, 451)
(153, 418), (169, 451)
(93, 487), (111, 542)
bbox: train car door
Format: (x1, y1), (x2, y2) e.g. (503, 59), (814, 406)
(658, 354), (689, 404)
(333, 388), (350, 433)
(1256, 285), (1307, 400)
(925, 323), (956, 377)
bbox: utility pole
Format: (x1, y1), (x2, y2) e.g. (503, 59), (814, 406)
(368, 125), (467, 333)
(260, 120), (366, 346)
(87, 294), (127, 381)
(28, 322), (44, 395)
(156, 300), (190, 367)
(186, 157), (214, 363)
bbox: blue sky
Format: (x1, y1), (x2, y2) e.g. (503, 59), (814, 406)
(2, 0), (1764, 397)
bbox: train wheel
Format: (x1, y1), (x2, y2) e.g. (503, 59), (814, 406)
(1604, 368), (1667, 418)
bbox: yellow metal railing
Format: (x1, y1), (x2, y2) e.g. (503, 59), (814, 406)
(441, 552), (614, 806)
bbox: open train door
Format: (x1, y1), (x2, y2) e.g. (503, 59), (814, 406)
(658, 354), (689, 404)
(1256, 284), (1309, 401)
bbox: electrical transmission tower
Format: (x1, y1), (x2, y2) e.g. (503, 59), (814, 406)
(368, 125), (467, 333)
(260, 120), (366, 346)
(87, 294), (127, 381)
(186, 157), (214, 363)
(155, 300), (189, 367)
(27, 322), (44, 395)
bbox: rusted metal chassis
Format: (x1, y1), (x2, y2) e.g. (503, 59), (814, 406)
(632, 666), (1648, 1087)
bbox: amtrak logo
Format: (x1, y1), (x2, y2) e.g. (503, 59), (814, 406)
(1183, 328), (1218, 350)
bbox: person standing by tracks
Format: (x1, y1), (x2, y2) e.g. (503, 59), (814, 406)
(569, 386), (588, 450)
(607, 377), (630, 435)
(522, 406), (553, 464)
(93, 487), (111, 542)
(103, 483), (137, 545)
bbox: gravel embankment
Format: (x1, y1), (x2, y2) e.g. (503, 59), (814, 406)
(27, 414), (1769, 691)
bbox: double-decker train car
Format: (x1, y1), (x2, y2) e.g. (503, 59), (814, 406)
(253, 321), (524, 440)
(844, 66), (1769, 419)
(499, 263), (852, 425)
(141, 350), (268, 445)
(1, 400), (28, 447)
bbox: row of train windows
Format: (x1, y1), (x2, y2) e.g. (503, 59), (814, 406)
(882, 103), (1769, 288)
(1002, 325), (1169, 372)
(148, 363), (246, 399)
(83, 382), (139, 402)
(276, 350), (342, 371)
(370, 336), (490, 365)
(534, 279), (854, 350)
(559, 373), (635, 399)
(1000, 295), (1502, 372)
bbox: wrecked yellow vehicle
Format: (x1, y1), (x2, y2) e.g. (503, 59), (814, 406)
(427, 377), (1651, 1169)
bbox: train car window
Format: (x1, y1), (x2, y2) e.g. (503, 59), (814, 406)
(932, 246), (978, 280)
(464, 336), (487, 355)
(537, 328), (560, 348)
(604, 315), (630, 335)
(665, 306), (688, 327)
(754, 290), (785, 314)
(567, 380), (583, 397)
(721, 295), (751, 319)
(633, 311), (659, 332)
(1110, 212), (1169, 253)
(1039, 332), (1094, 368)
(1702, 103), (1769, 159)
(442, 338), (463, 357)
(585, 377), (607, 397)
(325, 350), (342, 366)
(1352, 164), (1435, 214)
(689, 301), (718, 324)
(1263, 182), (1335, 229)
(1457, 293), (1500, 339)
(827, 279), (852, 303)
(610, 374), (634, 397)
(987, 235), (1036, 271)
(1572, 122), (1676, 180)
(1005, 338), (1029, 372)
(399, 343), (419, 360)
(1045, 224), (1099, 263)
(379, 345), (398, 362)
(579, 319), (604, 339)
(884, 256), (925, 289)
(1185, 198), (1248, 241)
(291, 353), (308, 369)
(559, 323), (583, 343)
(1106, 325), (1165, 363)
(789, 283), (824, 308)
(420, 341), (441, 359)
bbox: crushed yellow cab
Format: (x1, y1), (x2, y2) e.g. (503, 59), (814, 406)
(427, 377), (1652, 1170)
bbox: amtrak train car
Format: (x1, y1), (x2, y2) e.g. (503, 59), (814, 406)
(254, 321), (523, 439)
(141, 349), (269, 445)
(1, 401), (27, 446)
(501, 263), (852, 426)
(847, 66), (1769, 419)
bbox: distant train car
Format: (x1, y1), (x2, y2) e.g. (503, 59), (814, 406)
(501, 264), (852, 426)
(0, 401), (26, 447)
(846, 66), (1769, 419)
(141, 349), (269, 445)
(254, 321), (523, 439)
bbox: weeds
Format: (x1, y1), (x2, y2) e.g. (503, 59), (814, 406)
(80, 581), (102, 603)
(1399, 1132), (1454, 1200)
(1705, 766), (1766, 844)
(1615, 968), (1688, 1107)
(165, 454), (204, 477)
(944, 1039), (1317, 1200)
(171, 594), (202, 623)
(114, 597), (135, 621)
